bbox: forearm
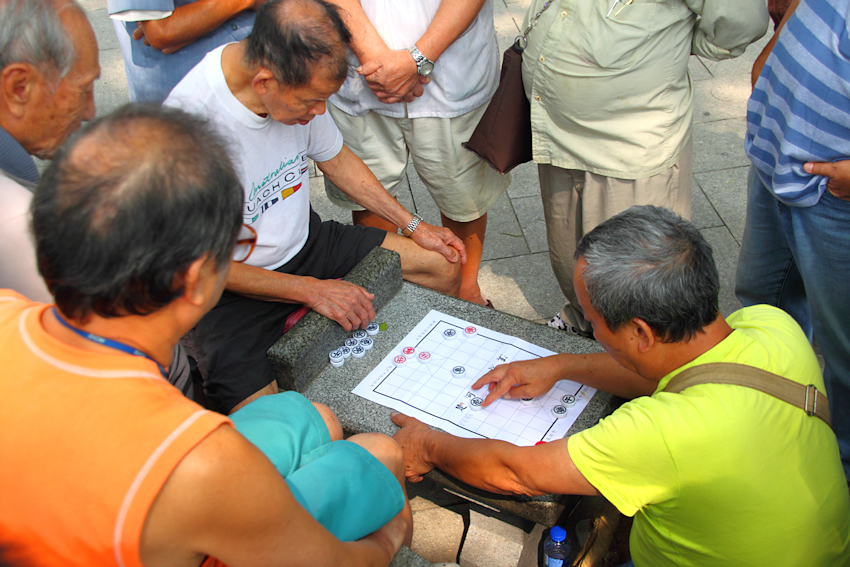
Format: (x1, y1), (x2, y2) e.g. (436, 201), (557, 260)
(421, 431), (539, 495)
(226, 261), (308, 303)
(751, 0), (798, 86)
(420, 430), (597, 497)
(327, 0), (389, 63)
(415, 0), (486, 61)
(558, 352), (657, 399)
(318, 147), (414, 230)
(140, 0), (253, 50)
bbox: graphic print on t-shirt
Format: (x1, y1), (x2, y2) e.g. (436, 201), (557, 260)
(244, 153), (310, 223)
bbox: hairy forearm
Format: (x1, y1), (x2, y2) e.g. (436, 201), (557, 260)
(423, 431), (538, 495)
(558, 352), (657, 399)
(225, 261), (306, 303)
(415, 0), (486, 61)
(752, 0), (798, 87)
(318, 147), (413, 230)
(327, 0), (389, 63)
(140, 0), (253, 50)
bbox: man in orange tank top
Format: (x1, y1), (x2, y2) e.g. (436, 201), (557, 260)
(0, 102), (410, 566)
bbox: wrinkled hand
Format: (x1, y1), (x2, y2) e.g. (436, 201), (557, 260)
(410, 221), (467, 265)
(472, 357), (562, 407)
(391, 413), (436, 482)
(804, 160), (850, 201)
(358, 50), (430, 104)
(304, 278), (376, 332)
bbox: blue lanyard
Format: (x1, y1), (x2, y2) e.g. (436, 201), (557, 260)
(52, 307), (169, 379)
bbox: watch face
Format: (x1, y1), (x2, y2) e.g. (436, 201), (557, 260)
(419, 60), (434, 76)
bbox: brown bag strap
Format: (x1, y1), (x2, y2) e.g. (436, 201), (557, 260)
(663, 362), (831, 426)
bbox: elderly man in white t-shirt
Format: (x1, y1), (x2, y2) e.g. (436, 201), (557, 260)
(166, 0), (466, 414)
(323, 0), (508, 307)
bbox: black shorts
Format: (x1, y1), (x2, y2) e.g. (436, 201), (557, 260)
(194, 210), (386, 414)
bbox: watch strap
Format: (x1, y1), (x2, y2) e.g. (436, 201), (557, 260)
(402, 213), (423, 237)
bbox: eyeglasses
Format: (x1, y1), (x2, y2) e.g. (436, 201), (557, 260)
(233, 224), (257, 263)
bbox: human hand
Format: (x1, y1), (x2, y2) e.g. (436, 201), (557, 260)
(804, 160), (850, 201)
(409, 222), (467, 265)
(472, 357), (562, 407)
(358, 50), (430, 104)
(303, 278), (376, 331)
(391, 413), (436, 482)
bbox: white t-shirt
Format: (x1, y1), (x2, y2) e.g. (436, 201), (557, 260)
(330, 0), (500, 119)
(165, 45), (344, 270)
(0, 170), (51, 303)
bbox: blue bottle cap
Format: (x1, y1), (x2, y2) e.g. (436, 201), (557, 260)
(550, 526), (567, 542)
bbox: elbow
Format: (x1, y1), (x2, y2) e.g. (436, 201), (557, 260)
(484, 464), (547, 497)
(139, 21), (176, 50)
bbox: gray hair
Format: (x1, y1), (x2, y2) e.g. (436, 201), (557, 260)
(0, 0), (77, 81)
(574, 205), (719, 343)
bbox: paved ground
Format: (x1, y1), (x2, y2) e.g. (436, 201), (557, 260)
(79, 1), (771, 564)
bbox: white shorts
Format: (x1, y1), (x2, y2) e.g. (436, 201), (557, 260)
(325, 103), (511, 223)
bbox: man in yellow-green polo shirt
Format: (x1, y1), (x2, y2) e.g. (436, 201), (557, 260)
(393, 205), (850, 566)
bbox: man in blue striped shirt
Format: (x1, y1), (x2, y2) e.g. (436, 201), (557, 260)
(737, 0), (850, 480)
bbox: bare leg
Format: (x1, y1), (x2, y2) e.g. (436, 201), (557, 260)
(353, 210), (398, 234)
(311, 402), (343, 441)
(347, 432), (414, 547)
(228, 380), (278, 414)
(381, 232), (461, 296)
(440, 213), (488, 305)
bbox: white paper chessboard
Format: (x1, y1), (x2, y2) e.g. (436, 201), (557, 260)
(352, 310), (597, 446)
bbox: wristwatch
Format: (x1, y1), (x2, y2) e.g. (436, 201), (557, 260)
(402, 213), (424, 237)
(408, 46), (435, 76)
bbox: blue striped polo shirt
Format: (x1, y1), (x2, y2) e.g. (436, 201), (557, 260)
(745, 0), (850, 206)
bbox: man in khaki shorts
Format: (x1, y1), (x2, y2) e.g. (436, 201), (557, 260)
(324, 0), (508, 307)
(521, 0), (768, 337)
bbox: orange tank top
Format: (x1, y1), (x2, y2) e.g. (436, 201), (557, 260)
(0, 291), (230, 567)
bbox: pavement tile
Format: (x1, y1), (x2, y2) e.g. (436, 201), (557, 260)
(692, 117), (751, 173)
(688, 55), (713, 81)
(94, 48), (130, 116)
(87, 8), (120, 50)
(506, 162), (540, 199)
(691, 180), (723, 229)
(483, 194), (531, 261)
(700, 226), (743, 317)
(695, 165), (751, 244)
(479, 252), (564, 321)
(511, 195), (548, 254)
(692, 74), (752, 124)
(410, 507), (466, 564)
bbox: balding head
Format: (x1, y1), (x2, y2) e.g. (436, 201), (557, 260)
(0, 0), (99, 159)
(32, 104), (243, 320)
(243, 0), (351, 88)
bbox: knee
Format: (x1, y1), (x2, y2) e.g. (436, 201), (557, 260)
(312, 402), (343, 441)
(347, 432), (404, 478)
(435, 256), (462, 296)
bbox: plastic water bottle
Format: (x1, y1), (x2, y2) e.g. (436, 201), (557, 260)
(543, 525), (571, 567)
